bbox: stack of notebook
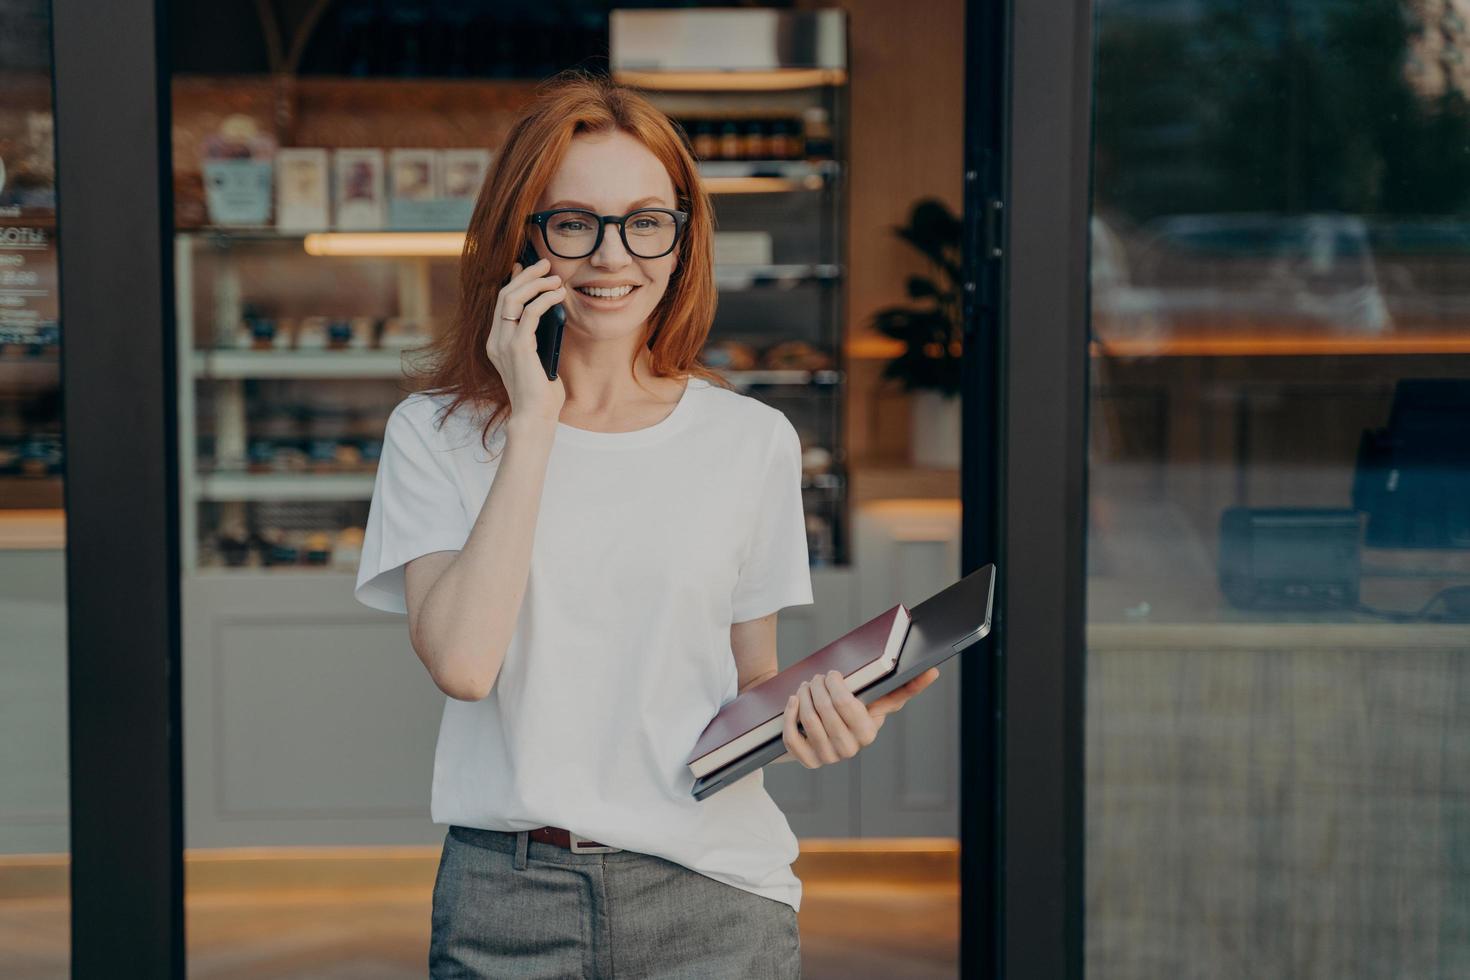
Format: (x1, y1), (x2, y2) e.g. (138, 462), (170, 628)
(688, 563), (997, 800)
(686, 603), (912, 778)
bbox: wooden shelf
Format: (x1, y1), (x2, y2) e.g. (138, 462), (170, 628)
(850, 465), (959, 506)
(1093, 316), (1470, 357)
(612, 68), (847, 91)
(196, 472), (375, 502)
(193, 349), (410, 379)
(0, 508), (65, 549)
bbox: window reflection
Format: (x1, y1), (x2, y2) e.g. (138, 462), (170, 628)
(1087, 0), (1470, 975)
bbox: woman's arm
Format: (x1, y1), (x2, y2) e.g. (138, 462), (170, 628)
(731, 611), (798, 764)
(404, 416), (557, 701)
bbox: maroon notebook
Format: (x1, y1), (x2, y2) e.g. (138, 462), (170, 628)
(686, 603), (912, 777)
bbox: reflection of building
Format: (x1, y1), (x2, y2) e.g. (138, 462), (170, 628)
(1405, 0), (1470, 98)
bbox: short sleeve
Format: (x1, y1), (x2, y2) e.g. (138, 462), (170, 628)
(354, 397), (468, 614)
(730, 414), (815, 622)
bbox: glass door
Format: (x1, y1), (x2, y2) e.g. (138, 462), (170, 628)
(1085, 1), (1470, 975)
(0, 0), (69, 974)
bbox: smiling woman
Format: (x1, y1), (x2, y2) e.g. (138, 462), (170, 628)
(351, 68), (817, 979)
(399, 70), (728, 448)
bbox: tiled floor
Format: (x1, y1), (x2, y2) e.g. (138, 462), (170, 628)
(1, 881), (959, 978)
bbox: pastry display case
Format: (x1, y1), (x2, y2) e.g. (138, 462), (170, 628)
(175, 229), (432, 573)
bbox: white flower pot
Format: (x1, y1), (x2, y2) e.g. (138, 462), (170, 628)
(911, 389), (961, 469)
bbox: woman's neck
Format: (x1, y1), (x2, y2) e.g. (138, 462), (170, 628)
(557, 347), (683, 422)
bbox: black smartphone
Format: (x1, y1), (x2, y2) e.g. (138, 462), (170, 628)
(518, 242), (566, 380)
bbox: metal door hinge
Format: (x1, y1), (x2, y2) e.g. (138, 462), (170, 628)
(984, 198), (1004, 260)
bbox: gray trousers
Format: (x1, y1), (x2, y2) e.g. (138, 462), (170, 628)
(430, 824), (802, 979)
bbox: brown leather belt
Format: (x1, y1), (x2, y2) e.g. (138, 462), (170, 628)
(529, 825), (621, 854)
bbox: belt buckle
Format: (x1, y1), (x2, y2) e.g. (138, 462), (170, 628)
(567, 831), (618, 854)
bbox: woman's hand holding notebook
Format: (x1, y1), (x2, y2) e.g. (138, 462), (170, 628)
(686, 603), (912, 778)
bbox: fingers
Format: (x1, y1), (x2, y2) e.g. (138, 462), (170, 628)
(782, 694), (819, 769)
(796, 680), (841, 766)
(518, 283), (567, 327)
(783, 671), (895, 770)
(509, 258), (552, 293)
(908, 667), (941, 692)
(809, 671), (873, 756)
(502, 272), (561, 321)
(507, 256), (548, 286)
(867, 667), (940, 718)
(825, 670), (880, 746)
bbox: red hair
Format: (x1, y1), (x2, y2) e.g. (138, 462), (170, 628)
(401, 68), (734, 454)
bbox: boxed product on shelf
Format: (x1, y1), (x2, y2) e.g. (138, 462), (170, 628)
(293, 315), (331, 350)
(332, 148), (387, 230)
(243, 311), (287, 350)
(291, 315), (378, 351)
(275, 148), (331, 232)
(200, 115), (276, 227)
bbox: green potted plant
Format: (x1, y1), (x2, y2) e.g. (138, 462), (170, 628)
(870, 197), (964, 467)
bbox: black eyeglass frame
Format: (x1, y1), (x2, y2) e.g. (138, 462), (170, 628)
(526, 207), (690, 260)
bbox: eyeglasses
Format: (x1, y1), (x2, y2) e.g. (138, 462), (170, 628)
(526, 207), (689, 260)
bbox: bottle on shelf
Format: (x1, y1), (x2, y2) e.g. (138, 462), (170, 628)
(801, 107), (834, 160)
(692, 120), (717, 160)
(768, 119), (798, 160)
(741, 120), (767, 161)
(718, 121), (742, 160)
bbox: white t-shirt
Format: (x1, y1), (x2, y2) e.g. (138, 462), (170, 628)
(354, 377), (815, 911)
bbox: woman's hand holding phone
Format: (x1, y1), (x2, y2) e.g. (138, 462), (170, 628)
(488, 256), (567, 428)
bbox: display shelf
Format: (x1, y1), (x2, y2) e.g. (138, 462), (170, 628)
(187, 346), (841, 388)
(610, 68), (848, 92)
(192, 349), (413, 379)
(0, 508), (65, 549)
(698, 160), (841, 180)
(722, 369), (841, 388)
(195, 472), (376, 502)
(714, 264), (840, 289)
(702, 163), (839, 194)
(189, 469), (841, 504)
(193, 564), (358, 579)
(0, 476), (64, 510)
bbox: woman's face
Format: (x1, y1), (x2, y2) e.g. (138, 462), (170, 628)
(531, 129), (680, 342)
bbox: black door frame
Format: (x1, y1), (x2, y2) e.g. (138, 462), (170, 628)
(50, 0), (1090, 975)
(52, 0), (184, 975)
(961, 1), (1092, 977)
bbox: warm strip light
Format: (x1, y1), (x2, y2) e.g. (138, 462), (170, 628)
(614, 68), (847, 91)
(1091, 334), (1470, 357)
(302, 232), (465, 257)
(704, 176), (819, 195)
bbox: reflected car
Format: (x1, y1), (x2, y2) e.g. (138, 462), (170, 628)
(1093, 212), (1390, 334)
